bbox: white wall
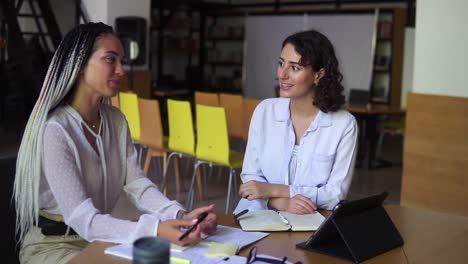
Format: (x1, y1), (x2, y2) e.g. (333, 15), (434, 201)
(401, 27), (414, 108)
(82, 0), (108, 24)
(413, 0), (468, 98)
(243, 14), (376, 100)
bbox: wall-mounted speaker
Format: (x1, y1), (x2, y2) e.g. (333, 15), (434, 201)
(115, 16), (146, 65)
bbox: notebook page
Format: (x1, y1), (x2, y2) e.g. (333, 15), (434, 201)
(205, 225), (269, 249)
(238, 210), (289, 231)
(279, 211), (326, 231)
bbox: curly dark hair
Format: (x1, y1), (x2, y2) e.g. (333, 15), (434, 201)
(282, 30), (345, 112)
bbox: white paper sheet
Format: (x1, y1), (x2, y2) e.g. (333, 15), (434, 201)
(104, 225), (269, 263)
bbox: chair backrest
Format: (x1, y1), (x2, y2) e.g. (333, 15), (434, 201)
(119, 92), (141, 141)
(138, 98), (164, 149)
(111, 95), (120, 108)
(195, 91), (220, 106)
(242, 98), (261, 141)
(195, 104), (230, 166)
(219, 93), (243, 139)
(167, 99), (195, 155)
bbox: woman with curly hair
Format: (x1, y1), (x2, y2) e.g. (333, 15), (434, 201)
(235, 30), (358, 214)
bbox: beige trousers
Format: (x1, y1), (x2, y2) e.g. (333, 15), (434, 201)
(20, 227), (89, 264)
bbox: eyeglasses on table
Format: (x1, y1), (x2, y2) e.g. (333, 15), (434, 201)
(245, 246), (302, 264)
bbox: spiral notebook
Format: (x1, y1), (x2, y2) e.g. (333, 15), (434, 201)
(237, 210), (325, 231)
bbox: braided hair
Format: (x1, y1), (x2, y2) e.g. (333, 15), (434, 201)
(14, 22), (114, 242)
(282, 30), (345, 112)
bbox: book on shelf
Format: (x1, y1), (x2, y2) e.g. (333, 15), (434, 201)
(237, 210), (325, 232)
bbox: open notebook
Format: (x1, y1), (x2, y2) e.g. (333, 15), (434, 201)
(238, 210), (325, 231)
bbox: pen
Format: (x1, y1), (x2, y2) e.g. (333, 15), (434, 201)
(315, 183), (325, 206)
(178, 212), (208, 241)
(234, 209), (248, 220)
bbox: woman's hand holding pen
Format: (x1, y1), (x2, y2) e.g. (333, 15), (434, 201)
(157, 218), (202, 246)
(157, 205), (217, 246)
(182, 204), (218, 235)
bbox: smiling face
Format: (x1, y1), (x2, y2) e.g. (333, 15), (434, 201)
(277, 43), (322, 100)
(77, 33), (125, 99)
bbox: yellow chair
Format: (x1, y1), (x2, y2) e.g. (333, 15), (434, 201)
(194, 91), (219, 106)
(242, 98), (261, 142)
(138, 98), (174, 193)
(164, 99), (202, 196)
(186, 104), (244, 213)
(119, 92), (141, 142)
(219, 93), (244, 139)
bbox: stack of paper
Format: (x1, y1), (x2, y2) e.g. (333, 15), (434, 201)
(104, 225), (269, 263)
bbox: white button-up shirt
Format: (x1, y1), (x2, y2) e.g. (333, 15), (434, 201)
(234, 98), (358, 213)
(40, 104), (184, 244)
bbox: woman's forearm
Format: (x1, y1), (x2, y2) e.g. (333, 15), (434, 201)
(269, 183), (290, 198)
(267, 197), (290, 211)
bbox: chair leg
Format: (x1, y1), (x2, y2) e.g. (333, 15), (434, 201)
(186, 160), (202, 210)
(162, 152), (177, 193)
(197, 165), (204, 202)
(233, 169), (239, 198)
(143, 149), (153, 176)
(376, 131), (385, 160)
(181, 156), (192, 191)
(162, 152), (168, 195)
(203, 165), (211, 198)
(216, 167), (223, 183)
(225, 168), (234, 214)
(174, 155), (181, 193)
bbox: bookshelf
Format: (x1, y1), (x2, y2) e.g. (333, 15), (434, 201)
(149, 4), (201, 92)
(203, 15), (245, 94)
(371, 8), (406, 108)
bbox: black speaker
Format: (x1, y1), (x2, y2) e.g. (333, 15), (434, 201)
(115, 16), (146, 65)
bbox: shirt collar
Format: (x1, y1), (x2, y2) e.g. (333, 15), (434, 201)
(273, 98), (333, 129)
(308, 110), (333, 132)
(273, 98), (291, 121)
(63, 104), (84, 122)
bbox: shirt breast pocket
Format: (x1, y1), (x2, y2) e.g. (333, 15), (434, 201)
(311, 153), (336, 182)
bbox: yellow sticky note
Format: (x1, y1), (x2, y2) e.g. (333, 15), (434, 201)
(170, 256), (190, 264)
(206, 242), (238, 258)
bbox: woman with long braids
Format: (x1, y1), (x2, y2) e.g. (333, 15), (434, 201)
(14, 22), (216, 263)
(235, 30), (358, 215)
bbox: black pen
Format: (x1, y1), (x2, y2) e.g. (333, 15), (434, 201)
(234, 209), (249, 220)
(178, 212), (208, 241)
